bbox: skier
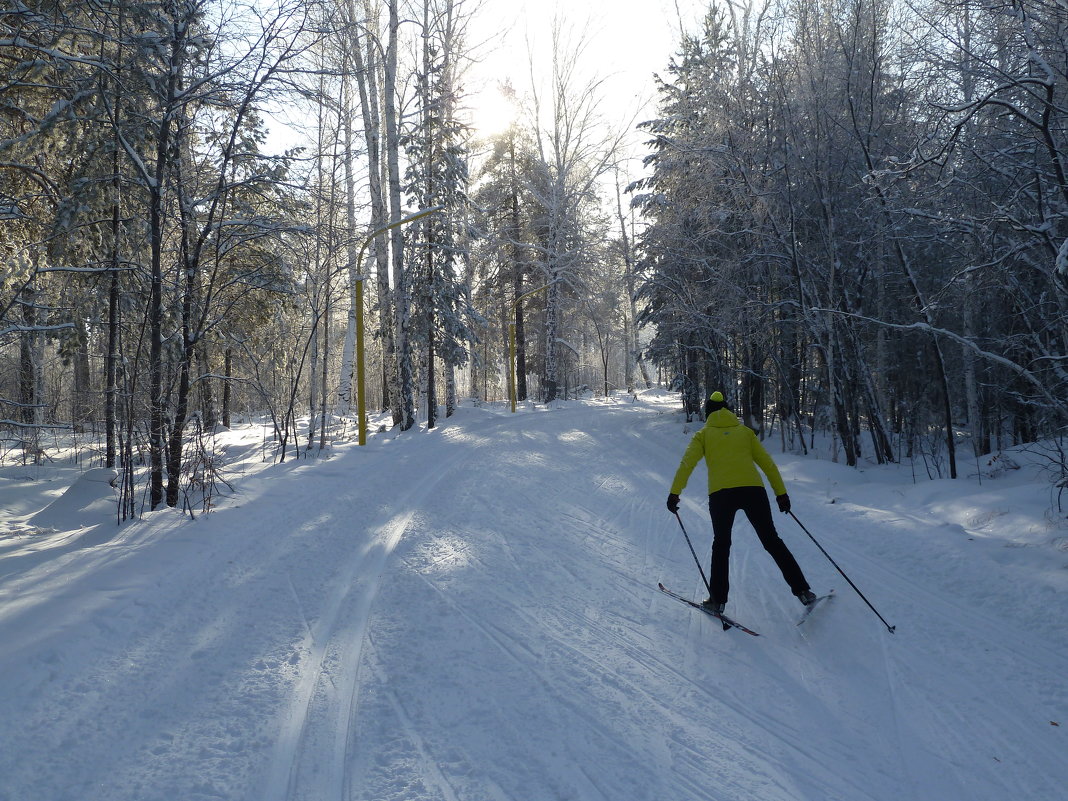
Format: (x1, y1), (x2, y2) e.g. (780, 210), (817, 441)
(666, 391), (816, 614)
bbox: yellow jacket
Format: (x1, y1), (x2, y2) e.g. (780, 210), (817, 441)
(670, 409), (787, 497)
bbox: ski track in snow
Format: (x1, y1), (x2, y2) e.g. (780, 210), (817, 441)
(1, 393), (1066, 801)
(257, 436), (489, 801)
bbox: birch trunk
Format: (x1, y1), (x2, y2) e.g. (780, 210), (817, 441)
(336, 73), (359, 417)
(384, 0), (414, 429)
(346, 0), (397, 417)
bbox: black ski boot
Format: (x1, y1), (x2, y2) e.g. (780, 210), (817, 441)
(701, 598), (726, 615)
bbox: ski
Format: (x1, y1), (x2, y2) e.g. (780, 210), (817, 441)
(657, 583), (761, 636)
(796, 590), (835, 626)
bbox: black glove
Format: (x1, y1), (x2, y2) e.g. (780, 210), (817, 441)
(776, 493), (791, 514)
(666, 493), (680, 513)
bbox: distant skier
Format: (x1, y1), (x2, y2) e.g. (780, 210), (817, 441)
(666, 391), (816, 614)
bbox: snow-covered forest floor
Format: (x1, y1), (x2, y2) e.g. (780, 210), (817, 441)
(1, 390), (1066, 801)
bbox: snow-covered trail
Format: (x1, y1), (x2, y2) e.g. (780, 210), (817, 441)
(1, 394), (1065, 801)
(350, 398), (1066, 801)
(0, 426), (479, 800)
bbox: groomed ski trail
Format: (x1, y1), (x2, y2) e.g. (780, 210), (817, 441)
(258, 454), (472, 801)
(2, 393), (1066, 801)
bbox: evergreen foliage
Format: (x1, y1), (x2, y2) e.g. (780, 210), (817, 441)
(634, 0), (1068, 473)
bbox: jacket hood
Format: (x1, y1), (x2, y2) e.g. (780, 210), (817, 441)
(705, 408), (741, 428)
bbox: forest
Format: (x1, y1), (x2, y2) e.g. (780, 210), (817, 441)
(2, 0), (1067, 515)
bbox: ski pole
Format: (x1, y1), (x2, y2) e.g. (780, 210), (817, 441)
(673, 511), (713, 598)
(789, 512), (896, 634)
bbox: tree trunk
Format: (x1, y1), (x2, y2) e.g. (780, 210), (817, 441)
(148, 29), (182, 510)
(384, 0), (414, 430)
(105, 269), (119, 467)
(320, 291), (330, 451)
(72, 323), (92, 433)
(337, 74), (359, 417)
(308, 309), (320, 450)
(510, 135), (528, 402)
(166, 178), (198, 508)
(445, 364), (456, 417)
(17, 281), (41, 437)
(543, 274), (560, 402)
(347, 0), (397, 417)
(199, 344), (216, 430)
(148, 145), (168, 509)
(222, 345), (233, 428)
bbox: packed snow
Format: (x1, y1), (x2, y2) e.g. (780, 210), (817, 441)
(1, 391), (1065, 801)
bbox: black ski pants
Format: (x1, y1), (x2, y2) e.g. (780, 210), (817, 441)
(707, 485), (809, 604)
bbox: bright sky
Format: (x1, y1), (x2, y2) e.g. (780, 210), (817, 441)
(264, 0), (707, 182)
(464, 0), (706, 171)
